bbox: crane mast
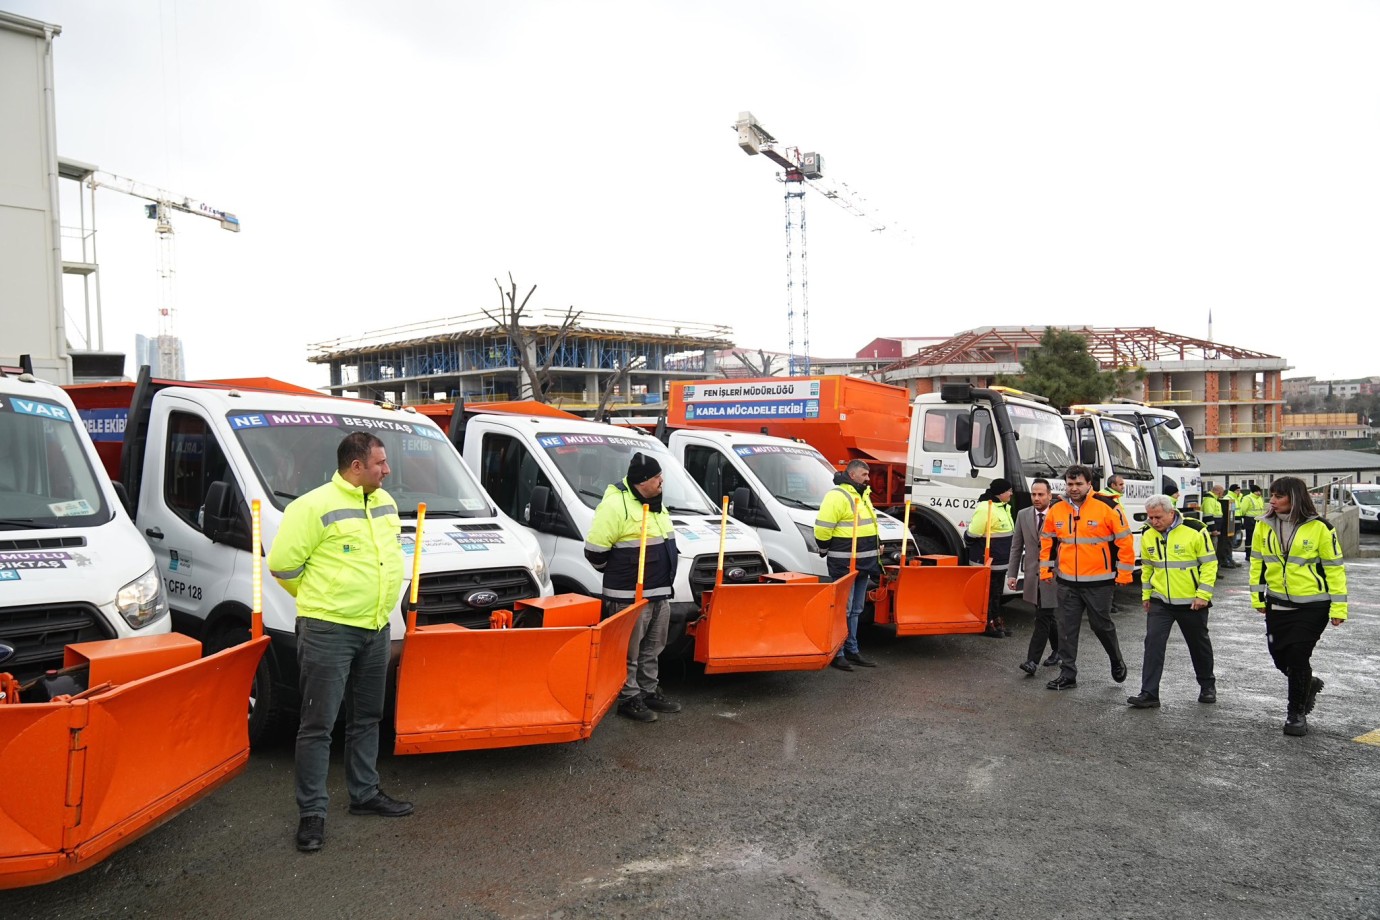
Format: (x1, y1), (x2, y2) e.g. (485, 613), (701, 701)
(86, 170), (239, 378)
(735, 111), (896, 375)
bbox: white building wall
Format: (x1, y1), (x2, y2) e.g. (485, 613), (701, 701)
(0, 13), (66, 383)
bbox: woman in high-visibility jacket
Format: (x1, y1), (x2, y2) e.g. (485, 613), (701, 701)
(1249, 476), (1348, 738)
(966, 478), (1015, 637)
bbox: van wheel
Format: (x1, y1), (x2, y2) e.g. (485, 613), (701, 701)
(206, 622), (283, 749)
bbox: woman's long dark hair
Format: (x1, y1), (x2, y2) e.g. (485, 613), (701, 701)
(1268, 476), (1317, 521)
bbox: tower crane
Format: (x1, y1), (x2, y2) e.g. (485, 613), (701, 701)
(734, 111), (898, 375)
(86, 170), (240, 378)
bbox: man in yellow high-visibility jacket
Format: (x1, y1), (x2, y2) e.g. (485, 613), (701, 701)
(269, 431), (412, 854)
(814, 460), (880, 671)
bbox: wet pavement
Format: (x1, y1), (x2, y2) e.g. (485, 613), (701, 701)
(5, 553), (1378, 919)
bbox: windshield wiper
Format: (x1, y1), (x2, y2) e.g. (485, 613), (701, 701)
(774, 495), (816, 509)
(666, 505), (710, 515)
(577, 488), (605, 502)
(401, 508), (482, 519)
(1024, 458), (1060, 476)
(0, 518), (38, 529)
(273, 490), (299, 501)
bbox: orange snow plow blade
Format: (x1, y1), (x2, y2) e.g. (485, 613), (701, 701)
(0, 633), (269, 890)
(392, 595), (642, 755)
(692, 572), (854, 674)
(871, 558), (991, 636)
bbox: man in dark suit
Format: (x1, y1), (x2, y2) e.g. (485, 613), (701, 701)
(1006, 477), (1059, 675)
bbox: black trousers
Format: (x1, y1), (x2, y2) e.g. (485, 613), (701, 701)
(1215, 530), (1234, 566)
(1139, 599), (1215, 697)
(1242, 518), (1257, 560)
(1026, 605), (1059, 663)
(1055, 582), (1122, 680)
(1265, 602), (1330, 712)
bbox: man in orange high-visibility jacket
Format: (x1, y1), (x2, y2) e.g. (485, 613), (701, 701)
(1040, 464), (1136, 691)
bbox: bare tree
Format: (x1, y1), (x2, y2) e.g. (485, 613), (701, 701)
(482, 273), (581, 402)
(594, 355), (646, 423)
(724, 349), (783, 378)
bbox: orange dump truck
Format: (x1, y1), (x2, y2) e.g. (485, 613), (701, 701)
(666, 377), (993, 638)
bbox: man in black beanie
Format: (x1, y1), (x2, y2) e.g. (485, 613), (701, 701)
(584, 450), (682, 722)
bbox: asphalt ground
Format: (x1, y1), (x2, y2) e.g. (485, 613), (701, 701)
(6, 548), (1379, 919)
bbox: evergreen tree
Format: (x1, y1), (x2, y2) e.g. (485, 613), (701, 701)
(997, 328), (1142, 410)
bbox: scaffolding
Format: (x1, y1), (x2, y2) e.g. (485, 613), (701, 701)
(311, 310), (733, 409)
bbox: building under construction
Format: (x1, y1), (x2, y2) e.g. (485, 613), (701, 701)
(880, 326), (1290, 452)
(310, 309), (733, 410)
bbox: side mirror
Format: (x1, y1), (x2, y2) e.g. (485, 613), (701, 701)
(1166, 417), (1182, 430)
(1184, 427), (1195, 448)
(204, 481), (251, 550)
(729, 485), (754, 518)
(954, 413), (973, 453)
(1079, 437), (1098, 466)
(525, 485), (555, 530)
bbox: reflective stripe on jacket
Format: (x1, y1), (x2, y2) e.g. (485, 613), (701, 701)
(1039, 493), (1135, 585)
(814, 479), (880, 575)
(1237, 493), (1264, 518)
(584, 479), (677, 600)
(1249, 515), (1348, 619)
(968, 501), (1014, 538)
(1141, 515), (1216, 605)
(267, 472), (405, 630)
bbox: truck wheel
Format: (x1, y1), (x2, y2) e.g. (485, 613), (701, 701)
(206, 622), (284, 749)
(915, 534), (948, 558)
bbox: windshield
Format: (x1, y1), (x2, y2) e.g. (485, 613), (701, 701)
(1009, 404), (1073, 477)
(1146, 417), (1197, 466)
(0, 394), (110, 530)
(734, 444), (837, 510)
(538, 432), (716, 514)
(228, 409), (492, 516)
(1100, 418), (1153, 480)
(1353, 490), (1380, 507)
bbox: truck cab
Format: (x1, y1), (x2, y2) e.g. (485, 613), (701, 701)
(1074, 402), (1201, 514)
(68, 372), (550, 744)
(452, 409), (770, 651)
(666, 428), (914, 575)
(905, 384), (1072, 557)
(0, 369), (169, 682)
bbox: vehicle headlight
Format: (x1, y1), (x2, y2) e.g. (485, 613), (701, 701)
(532, 554), (551, 585)
(796, 522), (819, 553)
(116, 566), (169, 629)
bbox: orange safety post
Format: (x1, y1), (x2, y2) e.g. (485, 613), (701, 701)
(405, 502), (427, 634)
(251, 499), (263, 639)
(634, 503), (649, 604)
(900, 500), (911, 566)
(716, 496), (729, 587)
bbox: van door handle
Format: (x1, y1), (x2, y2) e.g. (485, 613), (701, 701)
(145, 527), (164, 540)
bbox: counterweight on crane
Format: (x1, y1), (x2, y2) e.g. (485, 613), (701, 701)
(734, 111), (895, 376)
(86, 171), (240, 378)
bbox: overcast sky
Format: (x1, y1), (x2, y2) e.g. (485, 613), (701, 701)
(11, 0), (1380, 385)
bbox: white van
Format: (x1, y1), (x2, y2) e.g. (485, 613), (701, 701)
(69, 373), (550, 743)
(0, 369), (168, 683)
(455, 411), (770, 652)
(667, 428), (915, 575)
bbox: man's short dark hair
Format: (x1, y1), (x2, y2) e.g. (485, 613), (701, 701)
(1063, 464), (1094, 483)
(1031, 478), (1050, 490)
(845, 460), (870, 475)
(338, 431), (384, 472)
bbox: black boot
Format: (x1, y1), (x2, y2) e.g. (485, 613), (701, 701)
(1284, 667), (1310, 737)
(1305, 676), (1324, 715)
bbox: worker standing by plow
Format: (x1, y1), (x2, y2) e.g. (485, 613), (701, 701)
(814, 460), (880, 671)
(1039, 464), (1135, 691)
(268, 432), (414, 854)
(585, 452), (683, 723)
